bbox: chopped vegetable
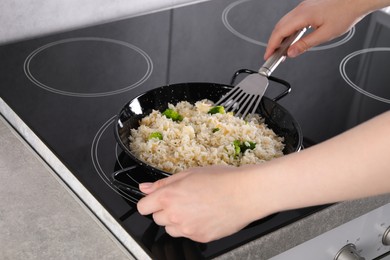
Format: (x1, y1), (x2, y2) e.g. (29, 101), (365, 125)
(241, 141), (256, 153)
(212, 127), (220, 133)
(208, 106), (225, 115)
(233, 140), (256, 157)
(162, 108), (183, 122)
(233, 140), (242, 157)
(148, 132), (163, 140)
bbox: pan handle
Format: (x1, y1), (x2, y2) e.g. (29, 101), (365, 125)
(111, 166), (147, 200)
(230, 69), (291, 102)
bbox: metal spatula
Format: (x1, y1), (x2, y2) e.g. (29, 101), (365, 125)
(216, 28), (307, 119)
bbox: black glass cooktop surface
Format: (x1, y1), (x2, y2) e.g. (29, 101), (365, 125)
(1, 0), (383, 259)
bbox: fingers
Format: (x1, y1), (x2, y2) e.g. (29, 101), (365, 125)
(263, 25), (295, 60)
(287, 38), (311, 58)
(264, 25), (310, 60)
(151, 210), (174, 226)
(264, 8), (311, 60)
(137, 191), (163, 215)
(137, 179), (171, 215)
(139, 170), (190, 194)
(138, 182), (154, 194)
(137, 171), (190, 215)
(152, 210), (183, 237)
(264, 0), (354, 59)
(266, 23), (339, 59)
(287, 25), (339, 57)
(164, 225), (182, 238)
(139, 196), (187, 239)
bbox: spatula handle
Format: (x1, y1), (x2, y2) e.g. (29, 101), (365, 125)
(259, 28), (307, 77)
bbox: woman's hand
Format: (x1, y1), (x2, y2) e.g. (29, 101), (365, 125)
(264, 0), (375, 59)
(137, 165), (274, 243)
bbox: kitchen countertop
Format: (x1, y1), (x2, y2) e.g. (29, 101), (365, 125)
(2, 98), (390, 259)
(0, 116), (133, 259)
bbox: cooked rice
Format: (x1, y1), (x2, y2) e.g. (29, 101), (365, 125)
(129, 100), (285, 174)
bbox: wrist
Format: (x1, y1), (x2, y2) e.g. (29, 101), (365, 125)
(239, 163), (287, 221)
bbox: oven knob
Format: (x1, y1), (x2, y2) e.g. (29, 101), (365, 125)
(383, 226), (390, 246)
(334, 243), (365, 260)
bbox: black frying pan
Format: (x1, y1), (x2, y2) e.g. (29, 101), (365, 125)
(114, 69), (302, 181)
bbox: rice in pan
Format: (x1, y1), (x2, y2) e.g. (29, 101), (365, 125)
(129, 100), (285, 174)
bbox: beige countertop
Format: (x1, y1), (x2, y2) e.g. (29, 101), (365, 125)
(0, 116), (133, 259)
(0, 117), (132, 259)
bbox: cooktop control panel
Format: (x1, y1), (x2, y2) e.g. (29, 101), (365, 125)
(271, 203), (390, 260)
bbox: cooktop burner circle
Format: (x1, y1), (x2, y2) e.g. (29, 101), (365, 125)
(24, 37), (153, 97)
(340, 47), (390, 104)
(91, 116), (139, 203)
(222, 0), (355, 50)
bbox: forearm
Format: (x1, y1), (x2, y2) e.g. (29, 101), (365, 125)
(246, 111), (390, 219)
(363, 0), (390, 13)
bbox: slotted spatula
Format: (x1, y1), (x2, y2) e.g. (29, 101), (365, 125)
(215, 28), (307, 119)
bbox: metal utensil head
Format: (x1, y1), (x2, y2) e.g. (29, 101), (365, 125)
(215, 28), (307, 119)
(215, 73), (269, 119)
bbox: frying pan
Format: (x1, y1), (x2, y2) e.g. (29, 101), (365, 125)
(113, 69), (303, 190)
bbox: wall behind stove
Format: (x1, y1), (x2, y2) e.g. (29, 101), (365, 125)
(0, 0), (210, 45)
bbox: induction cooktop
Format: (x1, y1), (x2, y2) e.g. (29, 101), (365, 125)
(1, 0), (385, 259)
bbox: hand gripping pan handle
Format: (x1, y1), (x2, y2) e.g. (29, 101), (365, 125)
(259, 28), (307, 77)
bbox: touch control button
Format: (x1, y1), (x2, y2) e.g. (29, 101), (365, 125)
(334, 243), (365, 260)
(383, 226), (390, 246)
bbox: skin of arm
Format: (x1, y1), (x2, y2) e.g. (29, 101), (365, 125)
(264, 0), (390, 59)
(137, 111), (390, 243)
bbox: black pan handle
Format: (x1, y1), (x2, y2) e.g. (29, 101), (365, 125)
(111, 166), (146, 200)
(230, 69), (291, 102)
